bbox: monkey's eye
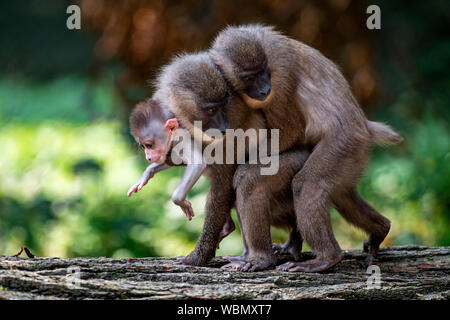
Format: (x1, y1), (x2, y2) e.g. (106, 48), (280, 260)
(206, 107), (217, 115)
(145, 143), (153, 149)
(244, 75), (255, 82)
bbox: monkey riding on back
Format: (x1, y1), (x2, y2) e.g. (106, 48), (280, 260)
(209, 24), (403, 272)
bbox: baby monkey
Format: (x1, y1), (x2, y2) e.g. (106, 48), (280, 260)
(127, 98), (204, 220)
(127, 99), (235, 244)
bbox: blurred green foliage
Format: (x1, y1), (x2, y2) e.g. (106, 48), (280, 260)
(0, 1), (448, 258)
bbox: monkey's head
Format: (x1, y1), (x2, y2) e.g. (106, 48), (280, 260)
(130, 99), (178, 164)
(156, 53), (231, 134)
(211, 26), (272, 105)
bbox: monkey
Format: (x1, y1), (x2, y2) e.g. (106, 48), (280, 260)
(222, 149), (310, 271)
(210, 24), (403, 272)
(127, 98), (206, 221)
(130, 52), (267, 264)
(153, 52), (268, 265)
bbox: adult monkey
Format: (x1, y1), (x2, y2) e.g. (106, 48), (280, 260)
(210, 25), (403, 272)
(153, 52), (267, 265)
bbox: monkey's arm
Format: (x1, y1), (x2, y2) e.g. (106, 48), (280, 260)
(172, 162), (206, 221)
(127, 162), (172, 197)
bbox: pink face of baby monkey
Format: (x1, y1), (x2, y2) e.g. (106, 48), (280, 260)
(130, 99), (179, 164)
(138, 118), (179, 164)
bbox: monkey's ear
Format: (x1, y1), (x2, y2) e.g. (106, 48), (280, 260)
(164, 118), (179, 134)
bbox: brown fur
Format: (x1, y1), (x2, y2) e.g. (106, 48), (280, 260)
(211, 24), (402, 271)
(222, 150), (309, 271)
(129, 99), (175, 143)
(153, 52), (266, 266)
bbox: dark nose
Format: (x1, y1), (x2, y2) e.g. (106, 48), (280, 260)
(259, 86), (271, 97)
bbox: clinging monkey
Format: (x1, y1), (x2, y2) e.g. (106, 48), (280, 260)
(152, 52), (267, 265)
(210, 24), (403, 272)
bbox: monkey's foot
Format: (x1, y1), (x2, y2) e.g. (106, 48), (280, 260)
(272, 243), (302, 261)
(221, 259), (274, 272)
(276, 256), (342, 273)
(223, 250), (248, 262)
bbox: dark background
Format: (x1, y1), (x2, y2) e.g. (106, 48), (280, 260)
(0, 0), (448, 258)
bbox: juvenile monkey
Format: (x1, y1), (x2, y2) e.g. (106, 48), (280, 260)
(210, 25), (403, 272)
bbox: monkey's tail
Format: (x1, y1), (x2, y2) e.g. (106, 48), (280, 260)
(366, 120), (403, 146)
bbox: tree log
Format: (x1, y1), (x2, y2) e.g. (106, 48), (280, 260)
(0, 245), (448, 300)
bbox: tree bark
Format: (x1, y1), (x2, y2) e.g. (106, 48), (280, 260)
(0, 245), (448, 300)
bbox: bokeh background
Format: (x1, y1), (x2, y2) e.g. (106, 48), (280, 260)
(0, 0), (449, 259)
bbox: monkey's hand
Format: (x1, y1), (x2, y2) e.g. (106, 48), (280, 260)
(127, 163), (172, 197)
(127, 170), (154, 197)
(176, 200), (195, 221)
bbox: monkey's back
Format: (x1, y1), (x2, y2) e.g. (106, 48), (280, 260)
(243, 25), (372, 148)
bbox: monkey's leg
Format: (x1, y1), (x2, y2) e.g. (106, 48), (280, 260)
(277, 180), (342, 272)
(223, 209), (249, 261)
(332, 189), (390, 266)
(179, 164), (236, 266)
(224, 163), (258, 263)
(279, 136), (374, 272)
(272, 228), (303, 261)
(222, 187), (276, 272)
(278, 139), (353, 272)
